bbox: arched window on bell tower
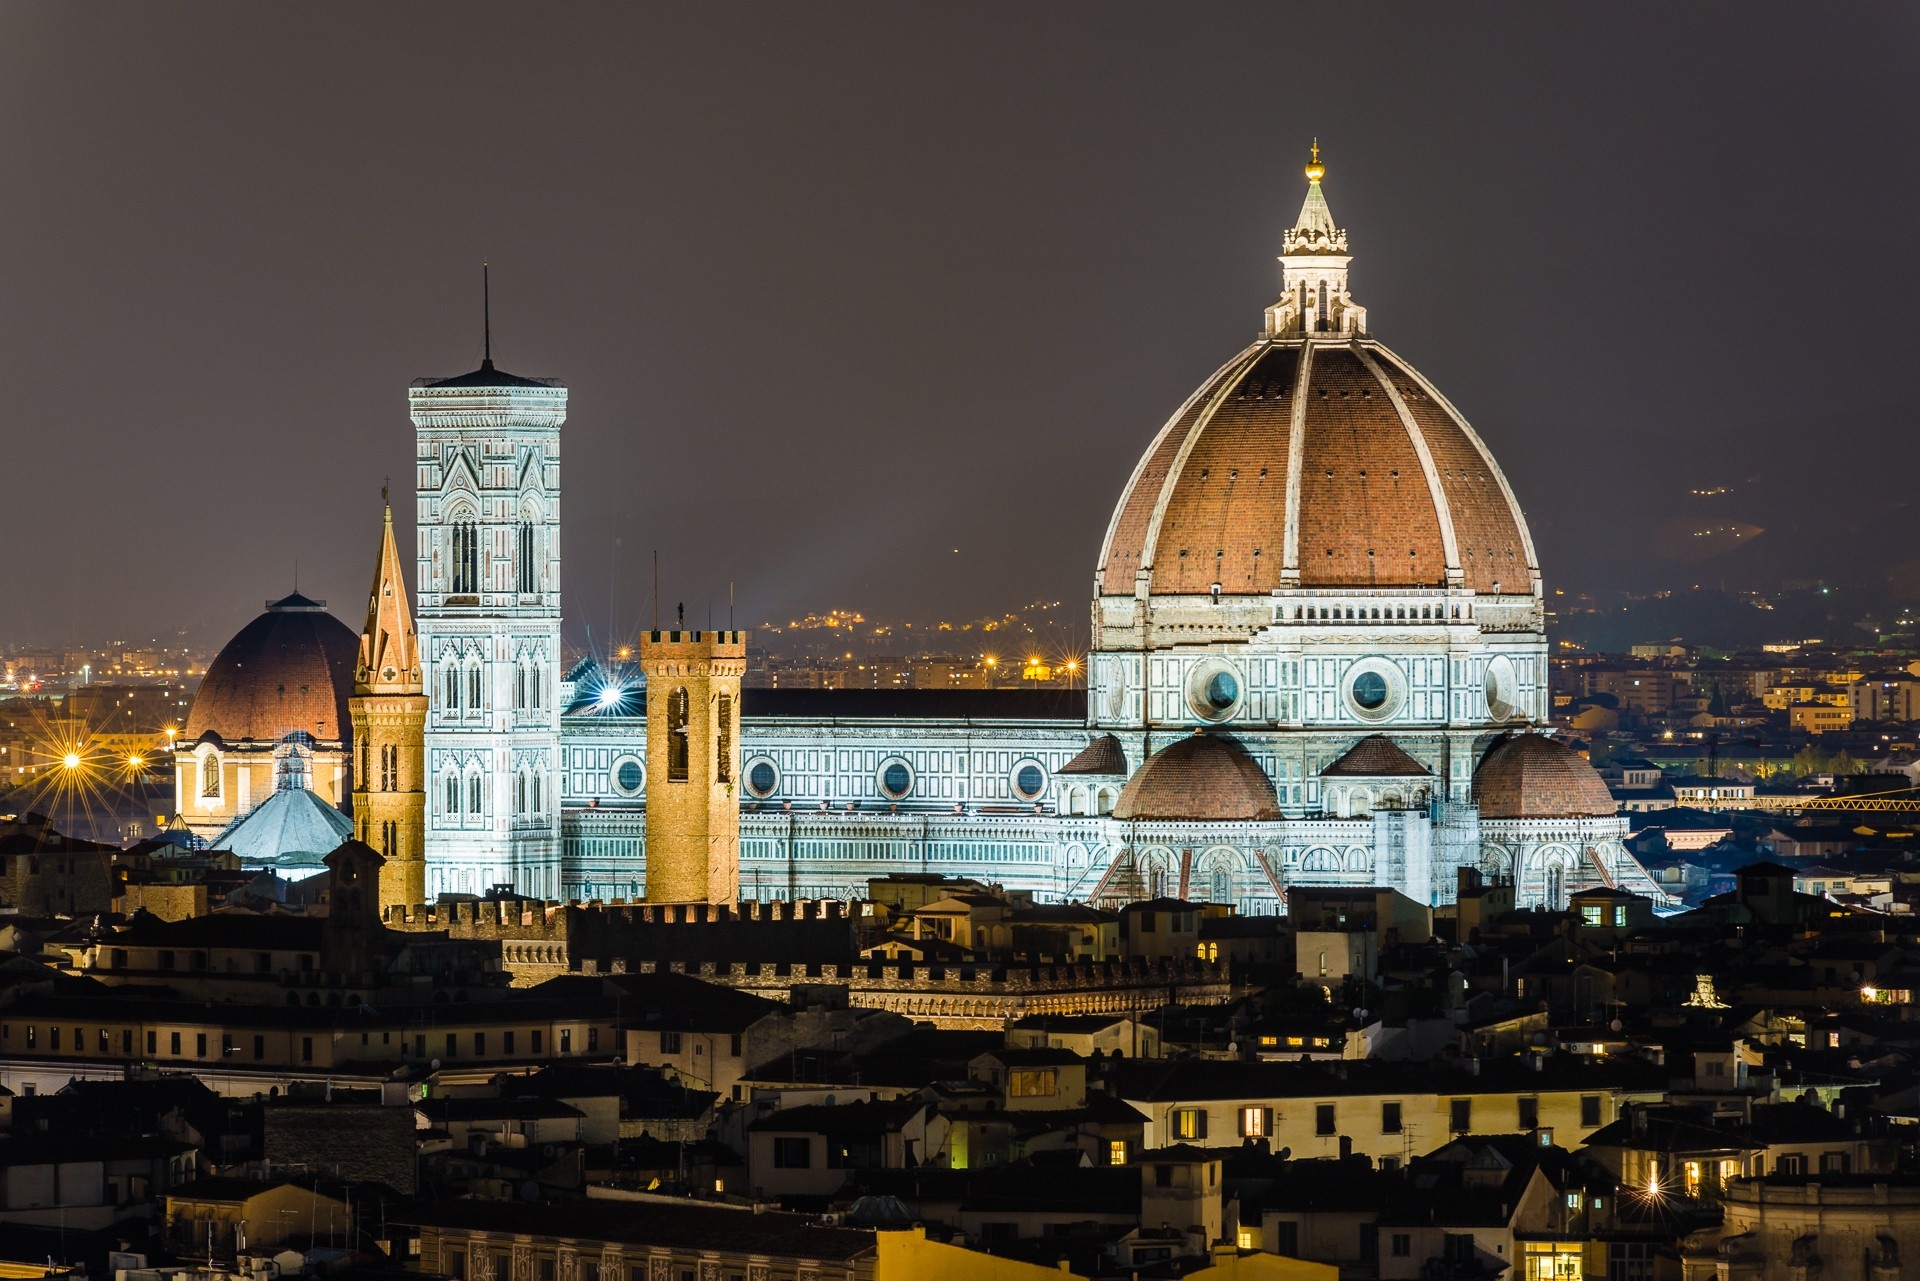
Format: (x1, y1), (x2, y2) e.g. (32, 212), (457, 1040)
(516, 519), (536, 594)
(200, 753), (220, 798)
(451, 517), (479, 594)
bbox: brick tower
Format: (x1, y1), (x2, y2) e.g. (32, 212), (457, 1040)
(350, 499), (428, 911)
(639, 629), (746, 904)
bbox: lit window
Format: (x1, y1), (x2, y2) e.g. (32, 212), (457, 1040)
(1239, 1106), (1270, 1138)
(1236, 1229), (1253, 1250)
(1008, 1069), (1056, 1098)
(1107, 1140), (1127, 1166)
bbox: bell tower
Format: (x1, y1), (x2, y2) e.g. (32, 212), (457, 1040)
(411, 294), (567, 901)
(350, 498), (428, 910)
(639, 628), (746, 904)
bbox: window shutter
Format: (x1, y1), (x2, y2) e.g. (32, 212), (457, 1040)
(1263, 1107), (1275, 1137)
(1196, 1109), (1209, 1140)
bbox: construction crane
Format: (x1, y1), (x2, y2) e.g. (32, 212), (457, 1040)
(1799, 785), (1920, 812)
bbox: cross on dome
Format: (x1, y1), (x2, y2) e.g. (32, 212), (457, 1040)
(1265, 142), (1366, 337)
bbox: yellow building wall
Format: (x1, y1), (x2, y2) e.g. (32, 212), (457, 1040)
(1151, 1084), (1659, 1161)
(1190, 1253), (1338, 1281)
(875, 1229), (1336, 1281)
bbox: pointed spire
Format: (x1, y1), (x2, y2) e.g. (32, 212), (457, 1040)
(1286, 140), (1344, 251)
(1265, 142), (1366, 338)
(356, 496), (422, 696)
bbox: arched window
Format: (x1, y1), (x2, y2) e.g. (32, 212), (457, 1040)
(514, 663), (525, 710)
(468, 664), (481, 711)
(468, 772), (483, 815)
(716, 694), (733, 783)
(1545, 862), (1565, 911)
(515, 771), (527, 815)
(380, 820), (395, 857)
(382, 744), (398, 791)
(445, 773), (459, 815)
(445, 662), (461, 712)
(667, 687), (690, 782)
(451, 518), (479, 593)
(200, 754), (220, 798)
(516, 520), (536, 593)
(358, 739), (369, 789)
(533, 770), (544, 814)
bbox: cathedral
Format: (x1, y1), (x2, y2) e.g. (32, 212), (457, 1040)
(176, 151), (1669, 915)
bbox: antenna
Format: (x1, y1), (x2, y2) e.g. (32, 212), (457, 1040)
(482, 261), (492, 367)
(729, 580), (735, 630)
(652, 551), (659, 632)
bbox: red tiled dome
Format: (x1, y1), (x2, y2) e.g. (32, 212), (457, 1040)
(1096, 339), (1535, 598)
(1473, 733), (1616, 819)
(184, 593), (359, 745)
(1113, 732), (1280, 823)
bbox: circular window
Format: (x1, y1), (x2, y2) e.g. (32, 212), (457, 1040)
(1012, 761), (1047, 801)
(1484, 655), (1519, 722)
(1185, 658), (1246, 723)
(878, 758), (914, 801)
(1344, 659), (1405, 723)
(744, 757), (780, 799)
(611, 755), (645, 797)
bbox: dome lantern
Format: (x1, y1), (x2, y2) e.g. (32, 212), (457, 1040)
(1266, 142), (1366, 338)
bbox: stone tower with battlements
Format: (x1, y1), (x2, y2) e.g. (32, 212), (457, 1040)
(350, 500), (428, 910)
(639, 629), (746, 904)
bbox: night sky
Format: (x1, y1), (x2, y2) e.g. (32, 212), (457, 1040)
(4, 5), (1917, 652)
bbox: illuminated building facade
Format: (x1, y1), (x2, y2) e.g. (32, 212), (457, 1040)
(180, 152), (1667, 914)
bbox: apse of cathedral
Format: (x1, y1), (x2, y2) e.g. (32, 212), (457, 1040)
(178, 150), (1670, 915)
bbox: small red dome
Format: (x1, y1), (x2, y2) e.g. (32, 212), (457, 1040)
(1114, 732), (1280, 823)
(185, 593), (359, 745)
(1473, 733), (1616, 819)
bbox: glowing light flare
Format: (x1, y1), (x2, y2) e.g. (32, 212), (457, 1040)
(595, 683), (627, 710)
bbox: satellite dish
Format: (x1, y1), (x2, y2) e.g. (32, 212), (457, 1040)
(1610, 1018), (1624, 1033)
(429, 1058), (441, 1069)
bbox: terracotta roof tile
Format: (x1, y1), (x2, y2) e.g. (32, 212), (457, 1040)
(1320, 734), (1431, 778)
(1059, 734), (1128, 776)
